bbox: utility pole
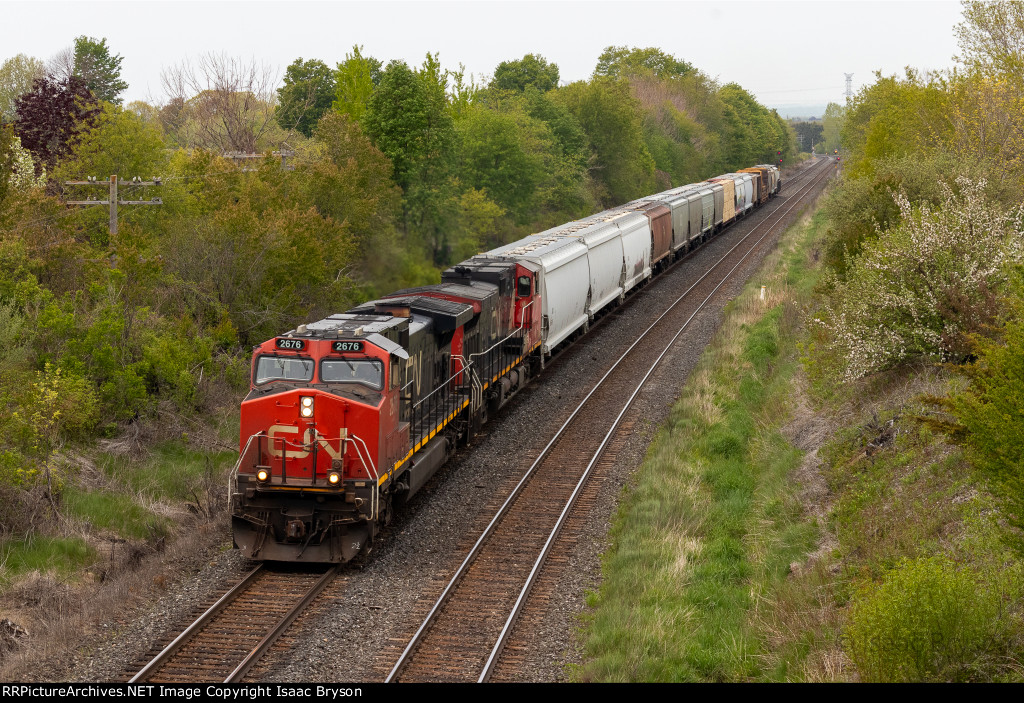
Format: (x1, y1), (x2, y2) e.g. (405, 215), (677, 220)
(65, 175), (162, 236)
(222, 150), (295, 172)
(844, 73), (854, 100)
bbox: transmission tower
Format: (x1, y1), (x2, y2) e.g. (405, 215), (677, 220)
(844, 73), (854, 100)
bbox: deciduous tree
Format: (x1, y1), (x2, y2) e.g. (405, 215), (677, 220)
(491, 54), (559, 92)
(594, 46), (693, 80)
(955, 0), (1024, 78)
(554, 78), (655, 205)
(0, 54), (45, 122)
(276, 58), (336, 137)
(14, 74), (101, 171)
(333, 46), (381, 123)
(162, 54), (279, 153)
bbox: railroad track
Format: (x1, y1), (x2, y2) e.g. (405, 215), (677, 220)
(127, 564), (339, 683)
(383, 157), (834, 683)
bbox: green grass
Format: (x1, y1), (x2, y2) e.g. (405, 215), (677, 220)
(577, 211), (828, 681)
(0, 536), (95, 585)
(99, 440), (236, 502)
(61, 486), (170, 541)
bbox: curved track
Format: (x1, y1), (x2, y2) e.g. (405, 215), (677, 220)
(384, 158), (834, 683)
(123, 160), (829, 685)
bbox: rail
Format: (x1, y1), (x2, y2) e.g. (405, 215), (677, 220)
(384, 157), (834, 683)
(129, 565), (264, 683)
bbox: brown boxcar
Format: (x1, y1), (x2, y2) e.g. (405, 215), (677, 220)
(624, 201), (673, 267)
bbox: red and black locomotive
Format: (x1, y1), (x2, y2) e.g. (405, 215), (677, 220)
(231, 260), (542, 562)
(229, 164), (781, 562)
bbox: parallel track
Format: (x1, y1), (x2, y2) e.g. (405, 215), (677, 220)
(126, 160), (829, 685)
(127, 565), (339, 683)
(384, 158), (834, 683)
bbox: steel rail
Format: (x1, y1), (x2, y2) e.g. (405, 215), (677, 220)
(129, 565), (264, 683)
(224, 565), (340, 683)
(384, 157), (831, 683)
(478, 160), (834, 681)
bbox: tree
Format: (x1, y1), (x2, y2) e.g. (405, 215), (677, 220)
(54, 103), (166, 240)
(275, 58), (336, 137)
(0, 54), (45, 122)
(554, 78), (656, 205)
(162, 53), (279, 153)
(491, 54), (559, 92)
(955, 0), (1024, 78)
(14, 74), (101, 171)
(821, 101), (845, 153)
(456, 105), (548, 223)
(363, 56), (461, 263)
(333, 46), (382, 122)
(73, 36), (128, 104)
(717, 84), (793, 167)
(594, 46), (694, 80)
(813, 178), (1024, 380)
(364, 58), (453, 192)
(791, 120), (824, 152)
(301, 112), (401, 250)
(0, 125), (12, 210)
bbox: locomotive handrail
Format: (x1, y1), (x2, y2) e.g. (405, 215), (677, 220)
(227, 432), (264, 508)
(468, 300), (533, 365)
(347, 432), (379, 519)
(450, 354), (469, 374)
(412, 366), (472, 410)
(410, 301), (533, 415)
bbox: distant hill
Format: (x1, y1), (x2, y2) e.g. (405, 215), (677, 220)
(768, 103), (829, 120)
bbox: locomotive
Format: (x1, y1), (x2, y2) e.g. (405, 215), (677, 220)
(229, 165), (781, 562)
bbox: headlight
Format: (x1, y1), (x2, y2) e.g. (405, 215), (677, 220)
(256, 469), (269, 482)
(300, 396), (314, 417)
(327, 471), (341, 485)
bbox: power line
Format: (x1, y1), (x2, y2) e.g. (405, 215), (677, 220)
(64, 175), (163, 236)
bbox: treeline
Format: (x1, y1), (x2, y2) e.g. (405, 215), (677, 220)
(0, 39), (795, 533)
(802, 1), (1024, 681)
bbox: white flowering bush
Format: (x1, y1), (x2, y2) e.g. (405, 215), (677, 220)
(813, 177), (1024, 381)
(9, 135), (45, 190)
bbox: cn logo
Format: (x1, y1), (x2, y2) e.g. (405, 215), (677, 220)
(267, 425), (344, 460)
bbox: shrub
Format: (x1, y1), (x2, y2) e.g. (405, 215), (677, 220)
(946, 282), (1024, 549)
(812, 177), (1024, 381)
(845, 557), (1015, 681)
(819, 153), (969, 278)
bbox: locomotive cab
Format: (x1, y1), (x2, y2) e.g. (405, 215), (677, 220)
(231, 319), (410, 563)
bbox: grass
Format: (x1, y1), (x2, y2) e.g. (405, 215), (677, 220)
(98, 440), (236, 503)
(0, 437), (235, 596)
(0, 536), (95, 586)
(578, 198), (1024, 681)
(61, 486), (170, 541)
(576, 209), (829, 681)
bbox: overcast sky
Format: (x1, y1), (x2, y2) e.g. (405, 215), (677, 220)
(3, 0), (965, 116)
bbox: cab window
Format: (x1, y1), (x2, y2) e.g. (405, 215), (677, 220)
(255, 356), (314, 385)
(517, 275), (531, 297)
(321, 358), (384, 390)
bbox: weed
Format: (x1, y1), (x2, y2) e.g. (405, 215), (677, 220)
(845, 556), (1020, 681)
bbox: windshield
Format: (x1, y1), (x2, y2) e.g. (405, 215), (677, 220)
(255, 356), (314, 385)
(321, 358), (383, 390)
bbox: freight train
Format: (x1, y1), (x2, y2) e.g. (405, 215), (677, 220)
(229, 164), (782, 562)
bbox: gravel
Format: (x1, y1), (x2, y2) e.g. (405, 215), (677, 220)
(46, 159), (826, 684)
